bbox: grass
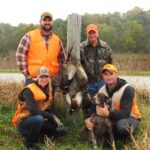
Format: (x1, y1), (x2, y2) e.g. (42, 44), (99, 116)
(0, 53), (150, 76)
(119, 71), (150, 76)
(0, 69), (19, 73)
(0, 100), (90, 150)
(0, 102), (24, 150)
(0, 53), (149, 149)
(113, 53), (150, 72)
(0, 81), (150, 150)
(1, 70), (150, 76)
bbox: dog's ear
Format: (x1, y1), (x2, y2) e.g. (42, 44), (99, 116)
(93, 93), (104, 106)
(104, 95), (111, 106)
(98, 93), (105, 97)
(92, 95), (97, 104)
(98, 93), (106, 101)
(96, 93), (111, 107)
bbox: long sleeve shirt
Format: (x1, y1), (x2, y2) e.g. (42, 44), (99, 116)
(16, 30), (66, 77)
(19, 82), (54, 120)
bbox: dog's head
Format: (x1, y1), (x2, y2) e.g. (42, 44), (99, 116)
(93, 93), (111, 108)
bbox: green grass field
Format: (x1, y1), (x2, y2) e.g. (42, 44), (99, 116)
(0, 100), (145, 150)
(0, 82), (150, 150)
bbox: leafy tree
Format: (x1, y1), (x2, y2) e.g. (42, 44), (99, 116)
(53, 19), (67, 46)
(122, 20), (144, 52)
(0, 7), (150, 56)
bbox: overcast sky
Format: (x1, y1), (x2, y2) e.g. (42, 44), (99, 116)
(0, 0), (149, 26)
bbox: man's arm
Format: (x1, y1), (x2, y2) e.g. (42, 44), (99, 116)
(80, 43), (93, 79)
(16, 33), (30, 77)
(109, 86), (134, 120)
(103, 43), (113, 64)
(80, 43), (88, 68)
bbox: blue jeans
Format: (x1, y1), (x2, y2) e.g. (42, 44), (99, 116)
(114, 117), (139, 138)
(18, 115), (44, 145)
(87, 80), (105, 96)
(18, 115), (68, 147)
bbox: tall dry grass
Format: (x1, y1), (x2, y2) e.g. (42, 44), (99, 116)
(0, 53), (150, 72)
(44, 136), (56, 150)
(113, 53), (150, 71)
(0, 55), (18, 71)
(0, 81), (23, 104)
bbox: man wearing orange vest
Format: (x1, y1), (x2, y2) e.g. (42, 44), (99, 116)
(16, 12), (66, 85)
(84, 64), (141, 141)
(12, 67), (68, 150)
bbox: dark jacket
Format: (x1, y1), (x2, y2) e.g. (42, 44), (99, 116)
(80, 39), (112, 83)
(18, 81), (54, 119)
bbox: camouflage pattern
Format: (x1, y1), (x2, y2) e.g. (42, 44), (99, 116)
(80, 39), (112, 83)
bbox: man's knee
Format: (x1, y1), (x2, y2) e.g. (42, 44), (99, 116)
(116, 119), (130, 135)
(32, 115), (44, 125)
(116, 118), (139, 134)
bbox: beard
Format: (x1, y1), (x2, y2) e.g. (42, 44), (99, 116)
(41, 24), (53, 32)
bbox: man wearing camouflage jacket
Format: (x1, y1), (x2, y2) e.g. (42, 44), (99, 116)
(80, 24), (113, 97)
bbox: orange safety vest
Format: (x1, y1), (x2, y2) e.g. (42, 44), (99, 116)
(99, 84), (142, 119)
(28, 29), (61, 77)
(12, 83), (52, 127)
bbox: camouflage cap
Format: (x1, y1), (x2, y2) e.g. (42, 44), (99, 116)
(37, 66), (50, 77)
(102, 64), (118, 73)
(41, 12), (53, 20)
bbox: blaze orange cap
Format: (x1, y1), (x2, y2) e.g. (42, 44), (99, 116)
(86, 24), (98, 33)
(102, 64), (118, 73)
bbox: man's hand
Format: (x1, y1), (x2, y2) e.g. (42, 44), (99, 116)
(96, 104), (109, 117)
(85, 117), (94, 131)
(53, 115), (64, 128)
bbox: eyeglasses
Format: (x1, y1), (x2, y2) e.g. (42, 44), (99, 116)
(39, 75), (49, 78)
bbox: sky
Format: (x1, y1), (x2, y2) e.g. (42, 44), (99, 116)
(0, 0), (149, 26)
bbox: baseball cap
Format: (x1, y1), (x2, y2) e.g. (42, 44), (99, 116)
(41, 12), (53, 20)
(37, 66), (50, 77)
(86, 24), (98, 33)
(102, 64), (118, 73)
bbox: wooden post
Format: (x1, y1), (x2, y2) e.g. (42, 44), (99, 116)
(66, 14), (82, 123)
(67, 13), (81, 63)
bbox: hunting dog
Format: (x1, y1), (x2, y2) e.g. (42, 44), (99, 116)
(81, 93), (116, 150)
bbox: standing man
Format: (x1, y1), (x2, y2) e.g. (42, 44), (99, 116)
(84, 64), (141, 141)
(16, 12), (66, 85)
(80, 24), (112, 97)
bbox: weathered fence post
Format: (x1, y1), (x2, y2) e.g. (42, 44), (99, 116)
(66, 14), (82, 123)
(67, 13), (81, 63)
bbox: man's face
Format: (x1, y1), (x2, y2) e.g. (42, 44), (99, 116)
(102, 70), (118, 86)
(87, 30), (98, 43)
(40, 17), (53, 32)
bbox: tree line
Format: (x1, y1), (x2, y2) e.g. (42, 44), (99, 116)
(0, 7), (150, 56)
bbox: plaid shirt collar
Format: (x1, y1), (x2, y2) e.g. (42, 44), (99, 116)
(40, 29), (53, 49)
(40, 28), (52, 38)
